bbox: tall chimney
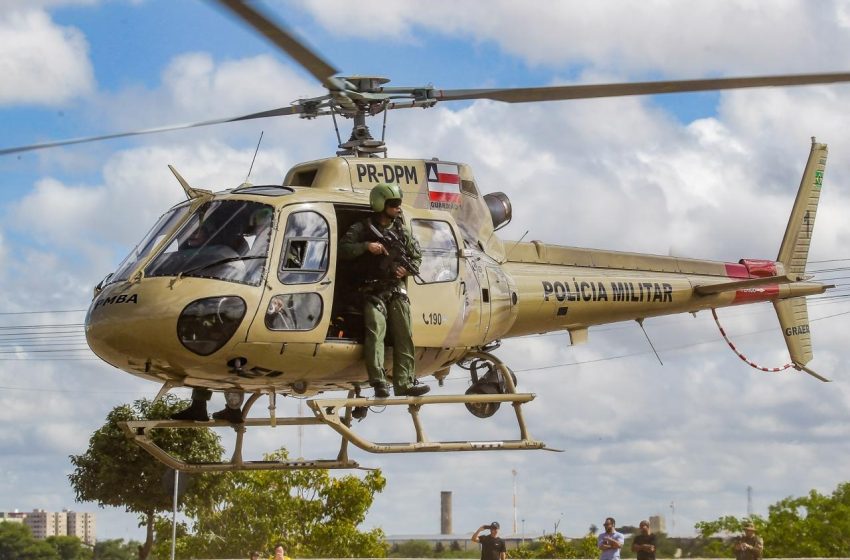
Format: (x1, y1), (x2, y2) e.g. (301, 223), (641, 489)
(440, 491), (452, 535)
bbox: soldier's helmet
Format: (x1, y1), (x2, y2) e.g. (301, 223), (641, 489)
(370, 183), (403, 212)
(249, 207), (274, 229)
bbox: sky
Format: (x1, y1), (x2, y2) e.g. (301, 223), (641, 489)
(2, 0), (850, 546)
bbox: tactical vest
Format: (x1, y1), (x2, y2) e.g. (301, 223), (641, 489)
(353, 216), (408, 283)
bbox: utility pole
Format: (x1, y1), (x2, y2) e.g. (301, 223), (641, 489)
(747, 486), (753, 517)
(298, 399), (304, 458)
(512, 469), (518, 535)
(670, 501), (676, 535)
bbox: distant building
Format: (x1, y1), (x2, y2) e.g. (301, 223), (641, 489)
(2, 509), (95, 545)
(0, 512), (23, 524)
(67, 511), (96, 546)
(649, 515), (666, 534)
(24, 510), (67, 540)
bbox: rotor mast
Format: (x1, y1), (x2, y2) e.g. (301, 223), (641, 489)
(334, 76), (391, 157)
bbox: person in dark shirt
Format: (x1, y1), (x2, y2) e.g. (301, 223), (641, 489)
(472, 521), (506, 560)
(631, 520), (656, 560)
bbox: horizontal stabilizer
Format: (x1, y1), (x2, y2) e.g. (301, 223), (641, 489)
(694, 274), (793, 296)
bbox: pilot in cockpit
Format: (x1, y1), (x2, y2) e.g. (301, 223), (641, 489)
(244, 207), (274, 257)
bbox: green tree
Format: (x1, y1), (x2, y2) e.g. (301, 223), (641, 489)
(153, 448), (388, 559)
(696, 482), (850, 557)
(93, 539), (141, 560)
(0, 522), (60, 560)
(390, 540), (435, 558)
(512, 532), (597, 559)
(68, 397), (224, 560)
(46, 535), (93, 560)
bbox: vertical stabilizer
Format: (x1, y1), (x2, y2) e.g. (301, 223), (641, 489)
(774, 139), (828, 380)
(777, 139), (827, 278)
(774, 298), (812, 365)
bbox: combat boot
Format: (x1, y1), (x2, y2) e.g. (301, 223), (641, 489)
(170, 399), (209, 422)
(371, 382), (390, 399)
(395, 383), (430, 397)
(212, 406), (244, 424)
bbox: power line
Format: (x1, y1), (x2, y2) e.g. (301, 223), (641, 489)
(0, 323), (84, 330)
(514, 297), (850, 339)
(0, 348), (92, 354)
(0, 334), (86, 343)
(809, 258), (850, 264)
(503, 307), (850, 375)
(0, 343), (89, 350)
(0, 357), (98, 361)
(0, 309), (86, 316)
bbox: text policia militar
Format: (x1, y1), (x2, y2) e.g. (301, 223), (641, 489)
(542, 280), (674, 303)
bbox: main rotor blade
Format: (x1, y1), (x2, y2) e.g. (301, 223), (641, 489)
(214, 0), (340, 89)
(434, 72), (850, 103)
(0, 106), (301, 156)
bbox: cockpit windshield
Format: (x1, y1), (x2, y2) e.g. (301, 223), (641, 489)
(110, 202), (192, 284)
(144, 200), (275, 286)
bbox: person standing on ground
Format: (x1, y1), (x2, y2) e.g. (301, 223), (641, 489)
(733, 522), (763, 560)
(598, 517), (625, 560)
(472, 522), (506, 560)
(631, 520), (656, 560)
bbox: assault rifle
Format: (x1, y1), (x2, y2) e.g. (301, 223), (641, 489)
(368, 222), (423, 282)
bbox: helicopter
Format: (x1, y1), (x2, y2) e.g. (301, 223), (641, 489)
(3, 0), (845, 472)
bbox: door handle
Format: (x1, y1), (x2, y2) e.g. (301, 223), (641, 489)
(319, 279), (332, 286)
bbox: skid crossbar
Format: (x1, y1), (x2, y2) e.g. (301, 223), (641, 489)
(119, 352), (554, 471)
(308, 393), (546, 453)
(121, 418), (362, 472)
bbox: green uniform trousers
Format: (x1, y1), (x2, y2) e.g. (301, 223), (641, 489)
(363, 291), (415, 391)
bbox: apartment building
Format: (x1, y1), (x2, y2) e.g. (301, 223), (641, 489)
(2, 509), (95, 546)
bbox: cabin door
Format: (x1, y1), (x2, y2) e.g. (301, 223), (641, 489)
(247, 203), (337, 343)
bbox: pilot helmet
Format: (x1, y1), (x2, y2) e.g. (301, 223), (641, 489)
(249, 207), (274, 229)
(370, 183), (403, 212)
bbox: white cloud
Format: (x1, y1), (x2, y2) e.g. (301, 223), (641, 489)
(0, 8), (95, 105)
(10, 142), (291, 267)
(293, 0), (850, 76)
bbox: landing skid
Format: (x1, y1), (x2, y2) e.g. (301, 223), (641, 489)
(120, 352), (557, 472)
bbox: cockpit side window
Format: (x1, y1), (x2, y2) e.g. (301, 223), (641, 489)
(278, 211), (330, 284)
(412, 219), (458, 284)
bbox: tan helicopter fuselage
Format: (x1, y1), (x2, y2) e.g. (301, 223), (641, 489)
(85, 153), (826, 395)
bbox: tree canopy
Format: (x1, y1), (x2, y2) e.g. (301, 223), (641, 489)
(68, 396), (224, 560)
(696, 481), (850, 557)
(511, 531), (598, 559)
(152, 448), (387, 559)
(92, 538), (141, 560)
(0, 522), (60, 560)
(45, 535), (93, 560)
